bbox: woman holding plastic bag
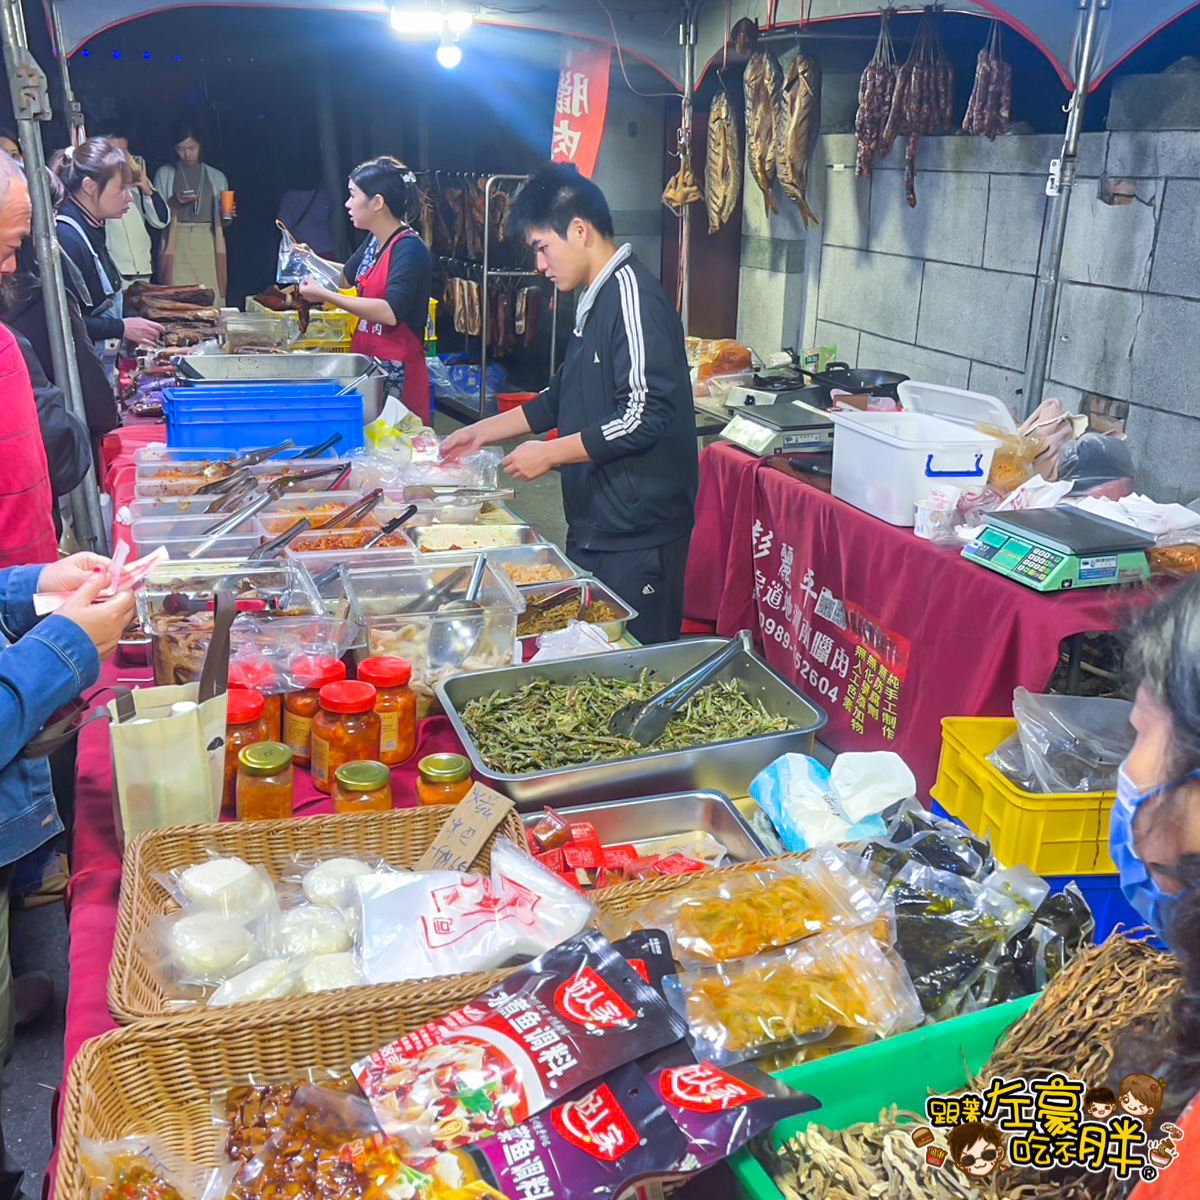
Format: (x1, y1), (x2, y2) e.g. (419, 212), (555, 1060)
(295, 157), (432, 424)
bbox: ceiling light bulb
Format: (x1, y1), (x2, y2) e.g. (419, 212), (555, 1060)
(390, 6), (445, 35)
(436, 34), (462, 67)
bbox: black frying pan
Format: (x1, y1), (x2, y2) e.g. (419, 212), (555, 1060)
(796, 360), (910, 405)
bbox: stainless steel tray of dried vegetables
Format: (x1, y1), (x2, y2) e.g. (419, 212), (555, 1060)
(437, 639), (827, 809)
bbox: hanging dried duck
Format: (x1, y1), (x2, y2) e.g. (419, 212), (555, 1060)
(963, 19), (1013, 140)
(855, 10), (898, 178)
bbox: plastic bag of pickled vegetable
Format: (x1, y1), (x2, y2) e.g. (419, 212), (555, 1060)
(885, 860), (1047, 1021)
(669, 927), (924, 1065)
(885, 798), (993, 876)
(80, 1136), (205, 1200)
(601, 850), (889, 967)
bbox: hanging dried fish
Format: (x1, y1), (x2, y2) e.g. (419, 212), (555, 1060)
(744, 49), (783, 216)
(855, 10), (898, 177)
(963, 19), (1013, 140)
(705, 85), (741, 233)
(776, 50), (821, 228)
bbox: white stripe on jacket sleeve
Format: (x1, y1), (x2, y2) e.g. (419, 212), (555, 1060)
(601, 265), (648, 441)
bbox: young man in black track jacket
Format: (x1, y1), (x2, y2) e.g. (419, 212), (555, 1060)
(440, 164), (697, 643)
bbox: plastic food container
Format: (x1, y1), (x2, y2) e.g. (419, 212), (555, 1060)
(344, 555), (525, 712)
(128, 512), (267, 559)
(285, 526), (414, 557)
(257, 491), (374, 535)
(408, 524), (539, 553)
(828, 410), (1000, 526)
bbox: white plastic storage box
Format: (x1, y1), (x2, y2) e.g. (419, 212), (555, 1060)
(828, 409), (1000, 526)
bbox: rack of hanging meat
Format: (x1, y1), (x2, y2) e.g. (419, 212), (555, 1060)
(962, 19), (1013, 140)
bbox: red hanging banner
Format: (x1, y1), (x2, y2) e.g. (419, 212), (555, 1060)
(550, 39), (612, 178)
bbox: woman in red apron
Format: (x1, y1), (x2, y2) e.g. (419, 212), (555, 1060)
(298, 157), (431, 423)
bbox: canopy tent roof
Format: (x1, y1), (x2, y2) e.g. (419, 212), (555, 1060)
(47, 0), (1200, 92)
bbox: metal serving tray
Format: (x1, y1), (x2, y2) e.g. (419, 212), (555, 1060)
(437, 638), (828, 810)
(409, 524), (540, 553)
(516, 579), (637, 646)
(519, 791), (768, 862)
(440, 542), (583, 588)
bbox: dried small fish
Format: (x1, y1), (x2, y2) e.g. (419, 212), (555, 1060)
(744, 49), (783, 216)
(705, 87), (741, 233)
(776, 51), (821, 228)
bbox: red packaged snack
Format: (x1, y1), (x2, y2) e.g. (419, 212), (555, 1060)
(352, 931), (688, 1150)
(558, 871), (586, 893)
(611, 929), (677, 1001)
(529, 807), (570, 852)
(564, 844), (600, 872)
(642, 1045), (819, 1177)
(654, 854), (708, 876)
(449, 1064), (689, 1200)
(602, 844), (639, 870)
(621, 855), (660, 880)
(535, 848), (565, 874)
(569, 822), (601, 850)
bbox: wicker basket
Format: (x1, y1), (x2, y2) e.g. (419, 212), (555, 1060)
(107, 805), (526, 1025)
(57, 977), (507, 1200)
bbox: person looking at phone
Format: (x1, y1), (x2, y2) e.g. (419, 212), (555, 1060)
(104, 131), (169, 286)
(154, 119), (233, 305)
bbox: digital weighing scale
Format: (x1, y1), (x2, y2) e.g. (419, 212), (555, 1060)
(962, 507), (1153, 592)
(720, 401), (835, 457)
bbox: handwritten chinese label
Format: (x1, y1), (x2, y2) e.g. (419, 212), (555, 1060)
(549, 39), (611, 178)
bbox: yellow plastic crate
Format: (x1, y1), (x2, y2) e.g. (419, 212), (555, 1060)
(930, 716), (1116, 875)
(294, 307), (357, 349)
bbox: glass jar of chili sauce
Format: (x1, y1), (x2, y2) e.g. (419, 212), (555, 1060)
(282, 655), (346, 768)
(357, 656), (416, 766)
(224, 689), (271, 813)
(311, 681), (380, 794)
(237, 742), (294, 820)
(332, 760), (392, 813)
(229, 658), (281, 742)
(416, 753), (473, 806)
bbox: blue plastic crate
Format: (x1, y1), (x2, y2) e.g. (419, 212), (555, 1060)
(164, 384), (363, 456)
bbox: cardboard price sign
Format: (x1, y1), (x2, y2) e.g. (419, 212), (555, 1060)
(415, 783), (516, 873)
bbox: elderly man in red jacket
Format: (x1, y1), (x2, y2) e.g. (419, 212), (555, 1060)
(0, 151), (58, 569)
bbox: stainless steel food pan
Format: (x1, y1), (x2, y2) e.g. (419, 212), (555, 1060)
(520, 791), (769, 862)
(449, 543), (583, 587)
(516, 579), (637, 647)
(177, 353), (384, 423)
(437, 638), (827, 809)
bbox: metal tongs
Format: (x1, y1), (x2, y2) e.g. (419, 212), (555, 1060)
(526, 580), (590, 620)
(336, 360), (387, 398)
(298, 433), (344, 459)
(310, 505), (419, 589)
(246, 517), (311, 561)
(323, 488), (385, 530)
(395, 562), (474, 616)
(608, 631), (753, 747)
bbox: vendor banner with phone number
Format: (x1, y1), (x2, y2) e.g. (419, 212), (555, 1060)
(683, 444), (1140, 798)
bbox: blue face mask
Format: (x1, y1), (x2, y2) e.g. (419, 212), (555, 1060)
(1110, 762), (1200, 940)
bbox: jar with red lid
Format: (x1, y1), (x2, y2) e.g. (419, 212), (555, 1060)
(224, 689), (271, 812)
(229, 658), (281, 742)
(357, 656), (416, 766)
(310, 680), (380, 794)
(283, 655), (346, 768)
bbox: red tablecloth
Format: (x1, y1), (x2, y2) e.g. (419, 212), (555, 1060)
(101, 422), (166, 554)
(684, 442), (1148, 797)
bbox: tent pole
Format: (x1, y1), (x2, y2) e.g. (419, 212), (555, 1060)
(679, 4), (696, 332)
(1, 0), (107, 553)
(49, 0), (85, 142)
(1021, 0), (1105, 420)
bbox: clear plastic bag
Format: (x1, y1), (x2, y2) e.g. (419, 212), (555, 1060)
(600, 850), (888, 968)
(208, 958), (303, 1007)
(155, 854), (278, 923)
(154, 905), (266, 993)
(853, 798), (994, 883)
(276, 222), (342, 291)
(1059, 431), (1136, 499)
(992, 689), (1135, 794)
(228, 618), (360, 694)
(884, 859), (1045, 1021)
(355, 838), (594, 983)
(671, 927), (924, 1065)
(80, 1136), (205, 1200)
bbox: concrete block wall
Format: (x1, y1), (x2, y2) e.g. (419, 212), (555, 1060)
(783, 128), (1200, 503)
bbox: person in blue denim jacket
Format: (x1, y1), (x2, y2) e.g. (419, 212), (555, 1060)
(0, 552), (133, 1200)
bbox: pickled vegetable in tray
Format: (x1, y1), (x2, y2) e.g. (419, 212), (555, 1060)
(352, 931), (688, 1151)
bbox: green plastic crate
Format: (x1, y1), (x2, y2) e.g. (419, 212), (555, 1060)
(729, 993), (1038, 1198)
